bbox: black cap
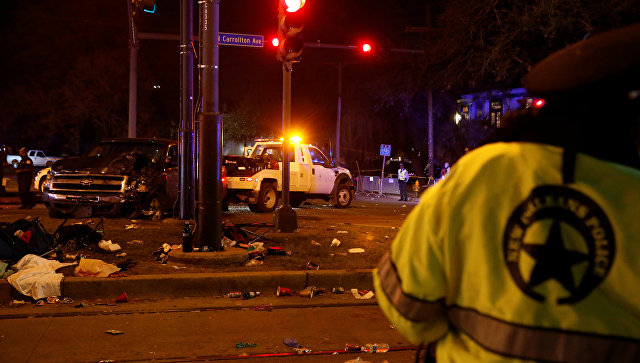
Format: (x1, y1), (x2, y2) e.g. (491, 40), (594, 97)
(523, 23), (640, 100)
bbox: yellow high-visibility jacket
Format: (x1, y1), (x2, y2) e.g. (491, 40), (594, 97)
(374, 142), (640, 362)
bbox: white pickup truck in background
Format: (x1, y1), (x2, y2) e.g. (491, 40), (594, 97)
(223, 139), (354, 212)
(6, 150), (63, 168)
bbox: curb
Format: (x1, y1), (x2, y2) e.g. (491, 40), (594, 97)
(0, 269), (374, 302)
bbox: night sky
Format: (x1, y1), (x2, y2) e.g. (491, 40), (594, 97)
(0, 0), (427, 154)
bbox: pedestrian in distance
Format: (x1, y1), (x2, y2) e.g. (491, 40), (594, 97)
(15, 147), (35, 209)
(374, 23), (640, 363)
(397, 162), (409, 201)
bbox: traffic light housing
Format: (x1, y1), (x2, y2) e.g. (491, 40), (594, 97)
(277, 0), (306, 62)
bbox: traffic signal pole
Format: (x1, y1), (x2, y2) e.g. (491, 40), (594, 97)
(194, 0), (223, 251)
(179, 0), (194, 220)
(126, 0), (138, 138)
(274, 61), (298, 232)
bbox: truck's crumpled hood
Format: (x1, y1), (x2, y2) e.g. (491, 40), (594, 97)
(51, 152), (155, 175)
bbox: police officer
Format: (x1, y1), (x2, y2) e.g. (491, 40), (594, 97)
(15, 147), (34, 209)
(397, 163), (410, 201)
(374, 23), (640, 362)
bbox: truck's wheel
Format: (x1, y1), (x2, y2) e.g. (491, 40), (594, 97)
(255, 183), (278, 213)
(334, 184), (352, 208)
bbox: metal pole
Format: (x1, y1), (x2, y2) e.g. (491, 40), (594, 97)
(274, 61), (297, 232)
(427, 89), (434, 178)
(179, 0), (194, 220)
(194, 0), (222, 251)
(336, 62), (342, 167)
(380, 155), (386, 195)
(127, 0), (138, 138)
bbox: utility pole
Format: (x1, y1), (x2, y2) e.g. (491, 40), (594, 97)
(126, 0), (138, 138)
(179, 0), (194, 220)
(193, 0), (223, 251)
(336, 61), (342, 167)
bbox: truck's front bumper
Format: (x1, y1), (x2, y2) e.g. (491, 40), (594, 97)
(42, 192), (133, 216)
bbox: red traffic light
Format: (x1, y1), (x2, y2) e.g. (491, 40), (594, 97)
(533, 98), (545, 108)
(284, 0), (305, 12)
(272, 37), (280, 47)
(362, 43), (372, 53)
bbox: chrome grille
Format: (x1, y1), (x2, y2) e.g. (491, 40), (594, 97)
(49, 174), (126, 195)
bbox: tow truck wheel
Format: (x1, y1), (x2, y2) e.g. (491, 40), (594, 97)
(255, 183), (278, 213)
(334, 184), (352, 208)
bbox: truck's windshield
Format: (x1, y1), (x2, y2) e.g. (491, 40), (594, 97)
(89, 142), (166, 163)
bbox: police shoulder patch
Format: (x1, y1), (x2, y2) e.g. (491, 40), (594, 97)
(503, 185), (615, 304)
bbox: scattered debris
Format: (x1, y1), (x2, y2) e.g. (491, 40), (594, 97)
(242, 291), (260, 299)
(235, 342), (257, 349)
(284, 338), (300, 348)
(267, 247), (291, 256)
(348, 248), (365, 254)
(245, 259), (263, 267)
(277, 286), (292, 296)
(7, 255), (76, 299)
(115, 252), (127, 257)
(332, 287), (345, 294)
(337, 230), (348, 234)
(126, 240), (144, 246)
(98, 240), (122, 252)
(124, 224), (139, 230)
(306, 261), (319, 270)
(299, 286), (316, 298)
(115, 292), (128, 303)
(351, 289), (375, 300)
(74, 258), (120, 278)
(250, 304), (273, 311)
(10, 300), (27, 306)
(330, 238), (341, 247)
(310, 240), (322, 247)
(105, 330), (124, 335)
(225, 291), (242, 298)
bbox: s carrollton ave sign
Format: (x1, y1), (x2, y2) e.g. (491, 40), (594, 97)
(219, 32), (263, 47)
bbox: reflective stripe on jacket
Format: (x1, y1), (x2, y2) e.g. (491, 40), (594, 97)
(373, 142), (640, 363)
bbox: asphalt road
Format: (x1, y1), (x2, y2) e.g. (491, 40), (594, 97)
(0, 295), (419, 363)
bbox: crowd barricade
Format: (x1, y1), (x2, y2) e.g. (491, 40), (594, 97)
(355, 175), (438, 198)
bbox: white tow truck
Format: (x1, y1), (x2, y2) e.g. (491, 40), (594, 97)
(223, 139), (354, 212)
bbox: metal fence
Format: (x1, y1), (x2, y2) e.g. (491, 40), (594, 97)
(355, 176), (434, 198)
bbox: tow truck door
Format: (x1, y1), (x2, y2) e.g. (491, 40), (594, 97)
(296, 145), (310, 192)
(308, 146), (335, 194)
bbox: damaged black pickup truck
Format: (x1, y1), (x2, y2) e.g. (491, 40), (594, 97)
(42, 138), (179, 219)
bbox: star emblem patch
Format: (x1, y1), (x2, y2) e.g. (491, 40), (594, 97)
(503, 186), (615, 304)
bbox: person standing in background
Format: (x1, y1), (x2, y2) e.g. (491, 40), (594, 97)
(397, 163), (409, 201)
(15, 147), (34, 209)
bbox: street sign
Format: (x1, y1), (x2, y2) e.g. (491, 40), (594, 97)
(219, 32), (263, 47)
(380, 144), (391, 157)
